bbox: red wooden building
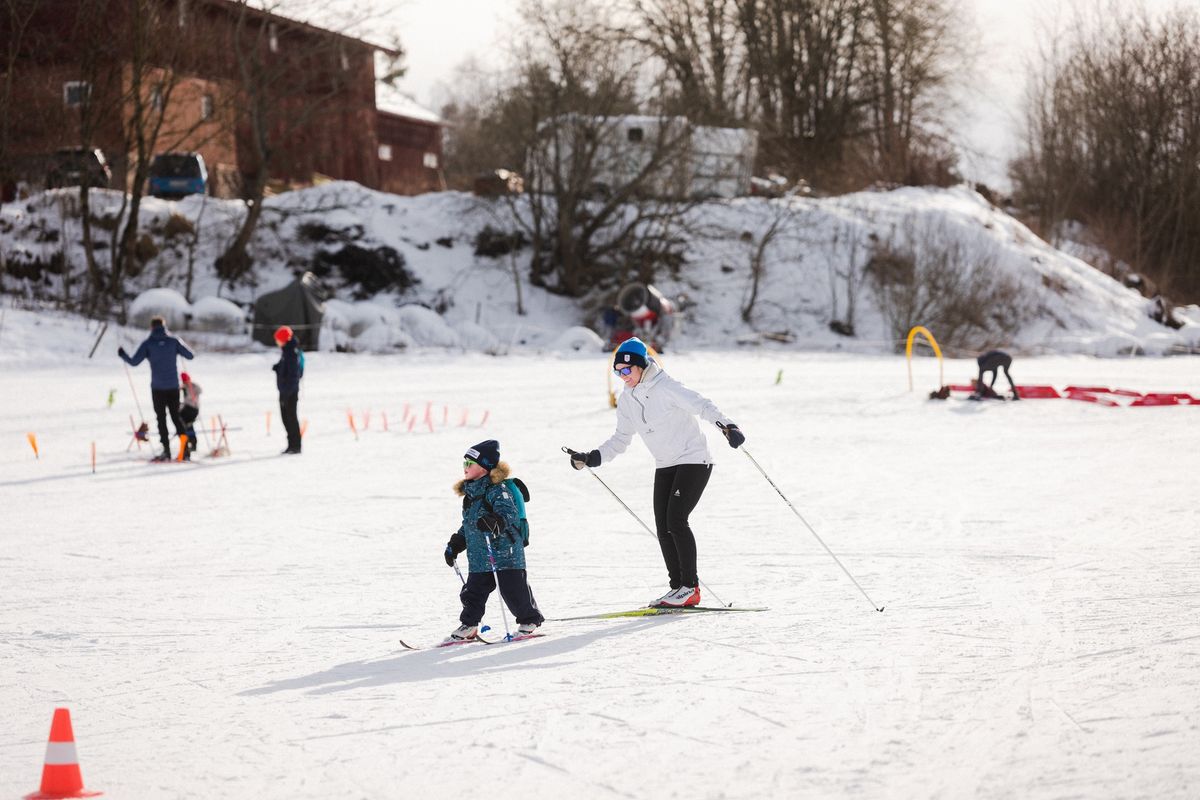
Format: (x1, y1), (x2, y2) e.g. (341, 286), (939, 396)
(1, 0), (443, 199)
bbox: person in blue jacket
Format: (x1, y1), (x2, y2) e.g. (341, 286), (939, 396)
(443, 440), (543, 642)
(271, 325), (304, 454)
(119, 316), (194, 461)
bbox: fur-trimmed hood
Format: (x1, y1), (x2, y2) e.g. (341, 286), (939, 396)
(453, 461), (511, 496)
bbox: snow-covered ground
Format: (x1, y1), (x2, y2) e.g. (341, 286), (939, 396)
(2, 310), (1199, 798)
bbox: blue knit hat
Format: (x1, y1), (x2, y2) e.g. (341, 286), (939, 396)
(614, 337), (649, 369)
(465, 439), (500, 470)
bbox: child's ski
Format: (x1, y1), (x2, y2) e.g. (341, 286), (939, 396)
(398, 631), (545, 650)
(551, 606), (768, 622)
(478, 632), (546, 645)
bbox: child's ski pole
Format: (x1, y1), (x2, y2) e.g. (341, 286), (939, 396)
(481, 525), (513, 641)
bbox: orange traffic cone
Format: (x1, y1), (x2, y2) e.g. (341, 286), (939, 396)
(25, 708), (102, 799)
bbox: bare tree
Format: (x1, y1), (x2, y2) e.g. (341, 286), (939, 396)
(502, 0), (702, 297)
(626, 0), (749, 126)
(1013, 3), (1200, 301)
(859, 0), (968, 184)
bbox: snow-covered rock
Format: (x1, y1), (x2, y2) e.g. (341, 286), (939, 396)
(129, 288), (191, 329)
(189, 296), (245, 334)
(552, 325), (606, 354)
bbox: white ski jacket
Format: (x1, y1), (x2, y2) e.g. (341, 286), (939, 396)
(597, 362), (733, 469)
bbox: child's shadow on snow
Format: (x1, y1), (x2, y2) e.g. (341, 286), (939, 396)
(240, 618), (671, 696)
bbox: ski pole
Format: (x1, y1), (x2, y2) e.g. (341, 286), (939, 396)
(122, 360), (145, 422)
(734, 441), (885, 613)
(562, 447), (729, 607)
(481, 526), (513, 641)
(452, 560), (466, 586)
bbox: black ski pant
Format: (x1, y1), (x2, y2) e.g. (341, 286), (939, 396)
(151, 388), (185, 454)
(977, 351), (1016, 393)
(459, 569), (544, 627)
(181, 406), (199, 450)
(652, 463), (712, 590)
(279, 391), (301, 452)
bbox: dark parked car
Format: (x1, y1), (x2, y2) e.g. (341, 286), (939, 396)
(46, 147), (112, 189)
(148, 152), (208, 199)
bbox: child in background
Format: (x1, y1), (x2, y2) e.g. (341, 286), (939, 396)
(179, 372), (201, 458)
(443, 440), (543, 642)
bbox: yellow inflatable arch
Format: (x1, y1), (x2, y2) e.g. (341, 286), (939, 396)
(905, 326), (944, 391)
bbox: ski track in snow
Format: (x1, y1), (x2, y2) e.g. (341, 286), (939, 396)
(1, 347), (1199, 798)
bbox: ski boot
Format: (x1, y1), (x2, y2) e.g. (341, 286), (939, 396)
(657, 586), (700, 607)
(443, 624), (478, 644)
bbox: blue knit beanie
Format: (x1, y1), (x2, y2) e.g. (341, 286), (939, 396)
(465, 439), (500, 470)
(614, 337), (649, 369)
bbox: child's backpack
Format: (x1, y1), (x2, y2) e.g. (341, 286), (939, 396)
(486, 477), (531, 547)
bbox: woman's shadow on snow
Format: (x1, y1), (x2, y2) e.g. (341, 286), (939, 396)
(240, 617), (673, 696)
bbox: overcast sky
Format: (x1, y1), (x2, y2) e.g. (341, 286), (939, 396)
(323, 0), (1183, 189)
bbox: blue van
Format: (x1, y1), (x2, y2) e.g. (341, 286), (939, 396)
(148, 152), (208, 199)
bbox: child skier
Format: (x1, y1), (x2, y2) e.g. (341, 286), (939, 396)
(443, 439), (543, 642)
(971, 350), (1019, 400)
(179, 372), (201, 459)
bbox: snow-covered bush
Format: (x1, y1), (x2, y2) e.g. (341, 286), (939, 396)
(552, 325), (605, 354)
(189, 296), (245, 334)
(129, 288), (190, 329)
(454, 320), (502, 354)
(398, 305), (459, 347)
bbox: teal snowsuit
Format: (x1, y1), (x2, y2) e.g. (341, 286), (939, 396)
(452, 465), (525, 573)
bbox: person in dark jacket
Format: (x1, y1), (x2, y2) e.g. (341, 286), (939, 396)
(972, 350), (1019, 400)
(443, 440), (543, 643)
(271, 325), (303, 454)
(119, 316), (194, 461)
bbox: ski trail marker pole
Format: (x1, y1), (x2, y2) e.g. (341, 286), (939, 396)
(562, 447), (729, 608)
(735, 441), (885, 613)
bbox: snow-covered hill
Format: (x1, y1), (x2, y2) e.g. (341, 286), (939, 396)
(2, 184), (1196, 357)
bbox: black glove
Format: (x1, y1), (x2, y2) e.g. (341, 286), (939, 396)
(118, 346), (128, 359)
(721, 423), (745, 449)
(445, 531), (466, 565)
(568, 448), (601, 470)
(476, 514), (501, 534)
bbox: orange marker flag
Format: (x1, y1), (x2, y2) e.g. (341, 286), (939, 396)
(177, 434), (188, 462)
(27, 432), (39, 459)
(91, 442), (96, 474)
(479, 410), (490, 427)
(347, 410), (359, 440)
(382, 412), (389, 432)
(265, 411), (272, 435)
(301, 419), (309, 438)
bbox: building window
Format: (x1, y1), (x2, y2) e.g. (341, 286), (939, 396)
(423, 152), (438, 169)
(339, 46), (350, 71)
(63, 81), (91, 107)
(378, 144), (393, 161)
(201, 94), (214, 120)
(150, 84), (164, 111)
(627, 127), (644, 143)
(269, 24), (279, 53)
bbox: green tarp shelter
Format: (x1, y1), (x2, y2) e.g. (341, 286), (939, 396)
(251, 272), (326, 349)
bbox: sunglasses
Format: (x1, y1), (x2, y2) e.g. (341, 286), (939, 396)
(463, 459), (477, 469)
(614, 366), (635, 376)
